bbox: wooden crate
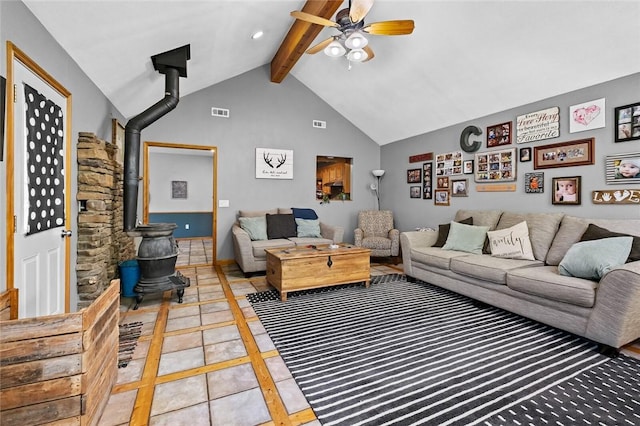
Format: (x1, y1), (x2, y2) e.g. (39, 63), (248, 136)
(0, 280), (120, 425)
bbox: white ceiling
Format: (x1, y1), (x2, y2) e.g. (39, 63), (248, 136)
(23, 0), (640, 145)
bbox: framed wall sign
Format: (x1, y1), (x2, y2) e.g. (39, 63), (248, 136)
(614, 102), (640, 142)
(256, 148), (293, 179)
(474, 148), (516, 182)
(487, 121), (512, 148)
(592, 189), (640, 204)
(516, 106), (560, 143)
(552, 176), (581, 205)
(605, 152), (640, 184)
(533, 138), (594, 170)
(422, 162), (432, 199)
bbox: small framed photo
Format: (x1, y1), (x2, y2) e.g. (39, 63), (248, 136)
(171, 180), (188, 199)
(605, 152), (640, 184)
(410, 186), (421, 198)
(519, 147), (532, 162)
(112, 118), (125, 165)
(407, 168), (421, 183)
(614, 102), (640, 142)
(487, 121), (512, 148)
(552, 176), (581, 205)
(422, 162), (433, 199)
(434, 189), (450, 206)
(524, 172), (544, 193)
(451, 178), (469, 197)
(463, 160), (474, 174)
(436, 176), (449, 189)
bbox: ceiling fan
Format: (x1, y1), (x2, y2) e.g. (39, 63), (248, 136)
(291, 0), (415, 63)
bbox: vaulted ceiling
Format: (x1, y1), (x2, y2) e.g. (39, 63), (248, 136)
(23, 1), (640, 145)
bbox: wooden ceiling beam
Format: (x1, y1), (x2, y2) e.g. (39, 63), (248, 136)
(270, 0), (343, 83)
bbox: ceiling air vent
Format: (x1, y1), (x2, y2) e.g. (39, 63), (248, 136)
(211, 107), (230, 118)
(313, 120), (326, 129)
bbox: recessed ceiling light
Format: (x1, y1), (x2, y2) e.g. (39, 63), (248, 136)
(251, 31), (264, 40)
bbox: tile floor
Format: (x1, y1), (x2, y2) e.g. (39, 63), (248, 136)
(99, 240), (640, 426)
(176, 238), (214, 267)
(98, 256), (402, 426)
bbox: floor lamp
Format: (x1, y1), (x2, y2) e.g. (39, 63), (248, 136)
(371, 169), (385, 210)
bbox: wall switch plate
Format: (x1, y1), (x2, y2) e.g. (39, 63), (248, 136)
(219, 200), (230, 208)
(185, 224), (190, 229)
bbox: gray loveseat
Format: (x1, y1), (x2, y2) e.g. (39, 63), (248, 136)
(401, 209), (640, 350)
(232, 208), (344, 276)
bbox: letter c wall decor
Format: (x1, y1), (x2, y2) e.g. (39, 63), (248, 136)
(460, 125), (483, 153)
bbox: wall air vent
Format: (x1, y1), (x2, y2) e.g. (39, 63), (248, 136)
(313, 120), (327, 129)
(211, 107), (230, 118)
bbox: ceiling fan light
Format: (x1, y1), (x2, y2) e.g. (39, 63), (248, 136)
(345, 32), (368, 49)
(324, 40), (346, 57)
(346, 48), (368, 62)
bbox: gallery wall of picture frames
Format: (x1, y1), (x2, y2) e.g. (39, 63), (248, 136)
(406, 98), (639, 205)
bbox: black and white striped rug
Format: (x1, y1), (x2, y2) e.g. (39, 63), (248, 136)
(249, 275), (640, 425)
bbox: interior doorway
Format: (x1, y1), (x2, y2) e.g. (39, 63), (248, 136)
(142, 141), (217, 265)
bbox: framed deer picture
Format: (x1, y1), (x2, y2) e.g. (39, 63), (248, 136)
(256, 148), (293, 179)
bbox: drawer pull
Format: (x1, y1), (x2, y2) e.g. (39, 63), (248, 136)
(327, 256), (333, 268)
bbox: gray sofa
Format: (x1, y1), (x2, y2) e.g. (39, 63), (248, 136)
(232, 208), (344, 276)
(401, 209), (640, 350)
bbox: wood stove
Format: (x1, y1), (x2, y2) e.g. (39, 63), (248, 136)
(123, 45), (191, 309)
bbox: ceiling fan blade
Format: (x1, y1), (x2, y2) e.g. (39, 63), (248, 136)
(306, 37), (335, 54)
(363, 20), (415, 35)
(349, 0), (374, 23)
(363, 45), (375, 62)
(290, 10), (338, 28)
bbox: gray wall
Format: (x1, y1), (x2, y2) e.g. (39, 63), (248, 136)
(148, 152), (213, 212)
(141, 66), (382, 261)
(382, 73), (640, 232)
(0, 1), (125, 307)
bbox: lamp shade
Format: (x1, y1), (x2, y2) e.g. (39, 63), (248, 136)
(346, 48), (368, 62)
(345, 32), (368, 49)
(324, 40), (346, 57)
(372, 169), (385, 177)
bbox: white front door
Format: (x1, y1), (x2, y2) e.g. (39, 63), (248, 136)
(10, 51), (71, 318)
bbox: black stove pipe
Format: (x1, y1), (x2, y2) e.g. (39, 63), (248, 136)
(123, 45), (190, 232)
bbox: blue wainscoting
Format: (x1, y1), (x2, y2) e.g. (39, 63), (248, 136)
(149, 212), (213, 238)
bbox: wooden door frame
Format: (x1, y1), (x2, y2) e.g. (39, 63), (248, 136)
(5, 41), (73, 312)
(142, 141), (218, 264)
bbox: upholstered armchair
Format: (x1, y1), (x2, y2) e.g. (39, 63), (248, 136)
(354, 210), (400, 260)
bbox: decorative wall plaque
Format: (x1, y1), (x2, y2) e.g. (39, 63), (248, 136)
(516, 107), (560, 143)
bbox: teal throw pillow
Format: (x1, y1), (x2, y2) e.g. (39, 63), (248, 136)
(558, 236), (633, 281)
(238, 216), (267, 241)
(441, 221), (490, 254)
(295, 218), (322, 238)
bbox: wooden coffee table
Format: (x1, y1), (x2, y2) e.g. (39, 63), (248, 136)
(265, 244), (371, 301)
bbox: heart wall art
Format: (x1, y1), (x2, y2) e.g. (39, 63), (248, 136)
(569, 98), (606, 133)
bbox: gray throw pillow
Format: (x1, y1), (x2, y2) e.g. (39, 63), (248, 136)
(266, 214), (297, 239)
